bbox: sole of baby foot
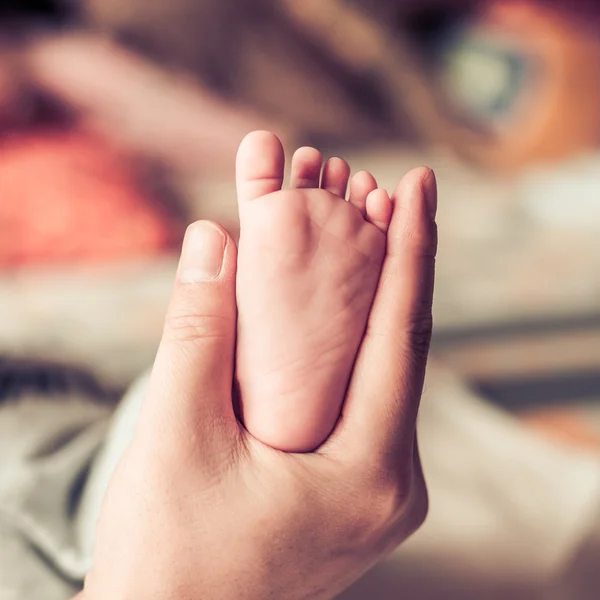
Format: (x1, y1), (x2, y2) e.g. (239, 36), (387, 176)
(235, 131), (392, 452)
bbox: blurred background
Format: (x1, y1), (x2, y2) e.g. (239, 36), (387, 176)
(2, 0), (600, 598)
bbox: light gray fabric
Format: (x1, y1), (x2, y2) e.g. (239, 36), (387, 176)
(75, 372), (150, 562)
(0, 359), (113, 600)
(3, 359), (600, 600)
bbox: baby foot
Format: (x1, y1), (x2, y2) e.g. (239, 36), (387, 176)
(235, 131), (393, 452)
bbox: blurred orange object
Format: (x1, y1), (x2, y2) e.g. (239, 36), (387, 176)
(439, 0), (600, 169)
(521, 407), (600, 452)
(0, 130), (183, 268)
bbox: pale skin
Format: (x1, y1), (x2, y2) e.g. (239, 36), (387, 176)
(76, 131), (438, 600)
(236, 132), (394, 451)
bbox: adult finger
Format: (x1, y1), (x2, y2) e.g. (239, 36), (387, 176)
(138, 221), (240, 457)
(330, 167), (437, 463)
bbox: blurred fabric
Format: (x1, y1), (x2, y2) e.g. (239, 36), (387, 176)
(2, 1), (600, 599)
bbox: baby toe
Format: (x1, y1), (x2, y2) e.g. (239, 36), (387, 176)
(365, 188), (393, 233)
(321, 157), (350, 198)
(349, 171), (377, 216)
(290, 146), (323, 189)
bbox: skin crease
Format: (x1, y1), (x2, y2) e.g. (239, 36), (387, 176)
(235, 134), (393, 453)
(75, 132), (437, 600)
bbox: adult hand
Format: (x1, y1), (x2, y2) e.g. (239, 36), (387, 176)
(81, 165), (437, 600)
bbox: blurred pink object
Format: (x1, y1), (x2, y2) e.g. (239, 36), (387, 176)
(0, 130), (183, 268)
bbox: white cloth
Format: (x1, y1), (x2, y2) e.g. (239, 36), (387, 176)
(73, 364), (600, 599)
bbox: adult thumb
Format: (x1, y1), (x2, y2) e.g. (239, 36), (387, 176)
(138, 220), (239, 454)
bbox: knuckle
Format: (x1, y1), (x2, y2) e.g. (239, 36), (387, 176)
(164, 310), (230, 345)
(350, 474), (412, 537)
(425, 222), (439, 258)
(408, 477), (429, 532)
(408, 312), (434, 360)
(358, 458), (428, 539)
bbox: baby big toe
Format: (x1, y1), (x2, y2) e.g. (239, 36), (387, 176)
(236, 131), (285, 204)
